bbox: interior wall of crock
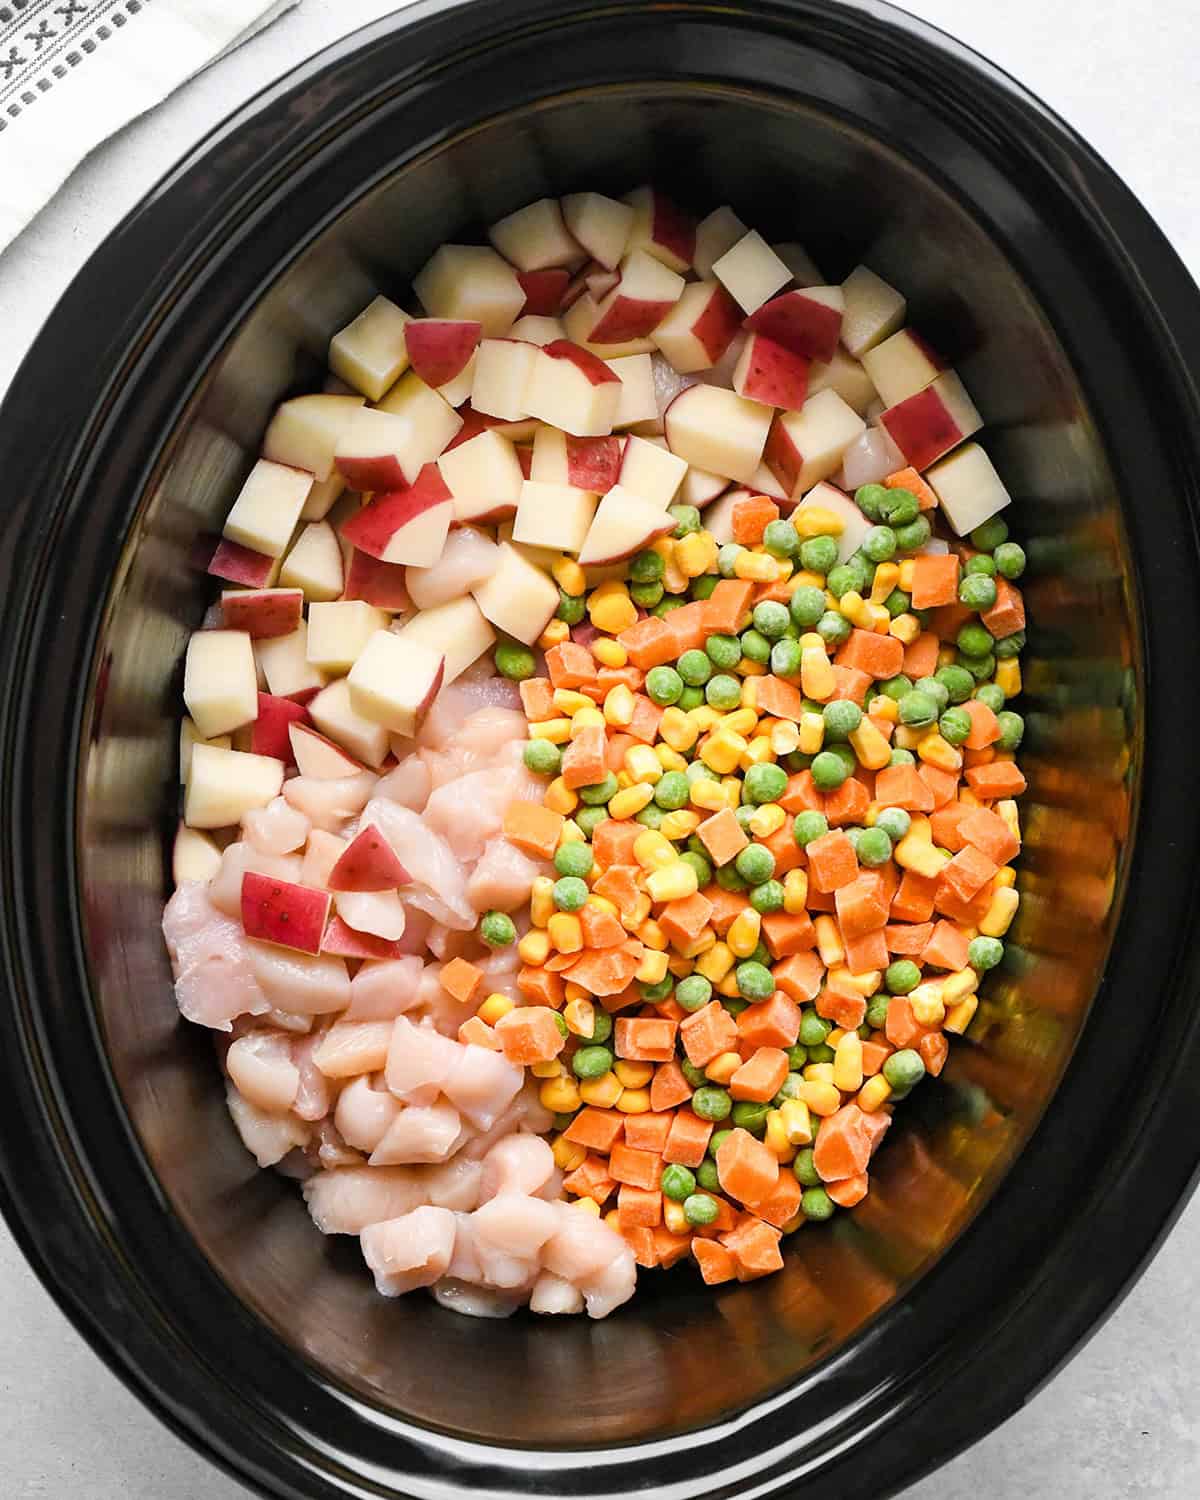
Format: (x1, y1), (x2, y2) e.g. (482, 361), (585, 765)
(79, 84), (1134, 1444)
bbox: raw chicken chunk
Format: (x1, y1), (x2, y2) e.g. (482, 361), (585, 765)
(163, 883), (270, 1031)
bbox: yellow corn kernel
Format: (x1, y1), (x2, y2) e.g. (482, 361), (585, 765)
(868, 562), (901, 605)
(646, 861), (700, 903)
(695, 940), (735, 983)
(719, 776), (743, 810)
(740, 677), (760, 713)
(868, 603), (892, 632)
(688, 704), (723, 733)
(833, 1031), (864, 1092)
(763, 1109), (796, 1163)
(780, 1097), (814, 1146)
(798, 1080), (842, 1117)
(529, 717), (572, 744)
(616, 1087), (652, 1115)
(801, 645), (836, 702)
(888, 612), (921, 644)
(564, 984), (590, 1008)
(728, 908), (763, 958)
(638, 918), (669, 952)
(604, 1208), (623, 1233)
(588, 592), (638, 634)
(893, 723), (924, 750)
(717, 970), (743, 998)
(804, 1062), (836, 1085)
(679, 927), (717, 959)
(869, 694), (899, 724)
(918, 731), (963, 772)
(530, 875), (555, 927)
(770, 720), (801, 756)
(650, 535), (675, 562)
(477, 993), (515, 1025)
(548, 912), (584, 954)
(559, 821), (587, 849)
(798, 711), (826, 755)
(733, 550), (781, 582)
(814, 914), (845, 966)
(667, 952), (694, 977)
(538, 1078), (580, 1115)
(909, 982), (946, 1027)
(749, 803), (786, 838)
(532, 1059), (565, 1081)
(659, 706), (699, 752)
(635, 947), (670, 985)
(628, 892), (653, 928)
(782, 1212), (805, 1235)
(723, 707), (759, 737)
(609, 783), (655, 820)
(741, 734), (774, 770)
(850, 717), (892, 770)
(538, 618), (570, 649)
(551, 555), (587, 595)
(614, 1060), (654, 1089)
(943, 967), (981, 1005)
(997, 798), (1021, 841)
(739, 657), (768, 676)
(688, 777), (726, 812)
(894, 832), (945, 878)
(794, 506), (845, 537)
(838, 591), (873, 629)
(663, 1197), (690, 1235)
(543, 776), (579, 815)
(603, 683), (637, 728)
(552, 1133), (587, 1171)
(944, 995), (980, 1035)
(993, 866), (1016, 892)
(980, 885), (1020, 937)
(553, 688), (593, 715)
(615, 770), (634, 790)
(996, 658), (1022, 697)
(634, 829), (677, 870)
(705, 1051), (742, 1085)
(908, 814), (933, 842)
(518, 929), (552, 965)
(937, 645), (957, 669)
(676, 530), (718, 576)
(579, 1071), (624, 1108)
(623, 743), (662, 784)
(699, 730), (747, 775)
(572, 1195), (602, 1217)
(590, 635), (627, 669)
(783, 868), (809, 914)
(563, 997), (596, 1038)
(858, 1074), (893, 1113)
(827, 965), (879, 997)
(663, 554), (689, 595)
(655, 743), (689, 774)
(897, 558), (916, 591)
(570, 706), (606, 735)
(660, 809), (701, 841)
(792, 569), (827, 589)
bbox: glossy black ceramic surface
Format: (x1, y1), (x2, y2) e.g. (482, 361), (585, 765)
(1, 1), (1199, 1497)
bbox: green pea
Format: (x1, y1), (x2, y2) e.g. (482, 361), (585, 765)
(800, 1186), (835, 1220)
(676, 974), (714, 1013)
(862, 524), (897, 563)
(899, 690), (938, 728)
(691, 573), (719, 601)
(753, 601), (791, 640)
(751, 879), (785, 914)
(961, 651), (996, 682)
(763, 519), (800, 557)
(811, 750), (849, 792)
(993, 629), (1025, 659)
(678, 684), (706, 710)
(706, 674), (742, 709)
(798, 1010), (831, 1047)
(645, 665), (684, 706)
(957, 621), (993, 657)
(553, 841), (593, 879)
(854, 483), (889, 521)
(823, 698), (863, 741)
(670, 503), (702, 537)
(790, 584), (828, 628)
(639, 974), (675, 1001)
(731, 1100), (772, 1135)
(555, 591), (586, 625)
(827, 564), (860, 599)
(674, 649), (710, 687)
(722, 996), (749, 1017)
(695, 1160), (721, 1192)
(735, 960), (775, 1001)
(654, 597), (686, 618)
(786, 1044), (809, 1069)
(969, 935), (1005, 971)
(935, 664), (975, 704)
(718, 543), (745, 577)
(880, 488), (919, 526)
(883, 1047), (926, 1095)
(479, 911), (516, 947)
(575, 806), (608, 837)
(817, 610), (852, 647)
(964, 553), (997, 578)
(661, 1163), (697, 1201)
(798, 534), (839, 574)
(996, 710), (1024, 750)
(629, 549), (665, 583)
(584, 1010), (613, 1044)
(857, 826), (893, 867)
(808, 1042), (835, 1065)
(680, 850), (713, 886)
(708, 1128), (733, 1159)
(793, 810), (830, 847)
(736, 843), (775, 885)
(578, 773), (618, 805)
(631, 579), (664, 607)
(885, 588), (913, 618)
(494, 640), (536, 680)
(769, 637), (802, 677)
(879, 674), (914, 702)
(975, 683), (1006, 714)
(937, 706), (970, 745)
(687, 760), (720, 784)
(523, 739), (562, 776)
(691, 1087), (732, 1122)
(969, 516), (1009, 551)
(994, 542), (1026, 579)
(886, 959), (921, 995)
(793, 1149), (822, 1188)
(743, 762), (787, 805)
(572, 1045), (615, 1079)
(739, 628), (772, 664)
(706, 633), (743, 670)
(959, 573), (998, 611)
(680, 1059), (707, 1089)
(865, 992), (891, 1030)
(875, 807), (911, 842)
(914, 676), (950, 711)
(635, 804), (665, 829)
(683, 1193), (720, 1227)
(889, 748), (916, 766)
(553, 876), (589, 911)
(654, 770), (691, 810)
(895, 514), (932, 551)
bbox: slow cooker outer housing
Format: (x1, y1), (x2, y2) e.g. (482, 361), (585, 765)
(1, 1), (1200, 1497)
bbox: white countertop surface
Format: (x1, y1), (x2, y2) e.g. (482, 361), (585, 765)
(1, 1), (1197, 1495)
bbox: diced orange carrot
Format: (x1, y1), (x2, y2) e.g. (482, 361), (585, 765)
(493, 1005), (565, 1064)
(754, 820), (799, 879)
(754, 674), (805, 723)
(660, 1108), (712, 1168)
(566, 942), (644, 997)
(694, 806), (749, 868)
(562, 1154), (615, 1204)
(652, 1226), (694, 1268)
(658, 890), (715, 949)
(806, 830), (860, 893)
(625, 692), (664, 745)
(623, 1112), (673, 1153)
(965, 760), (1028, 798)
(942, 843), (998, 900)
(564, 1107), (625, 1153)
(752, 1170), (804, 1229)
(917, 763), (959, 809)
(885, 920), (933, 955)
(656, 995), (688, 1024)
(961, 698), (1001, 749)
(982, 577), (1025, 639)
(519, 676), (555, 722)
(650, 1058), (695, 1112)
(822, 776), (871, 828)
(663, 600), (711, 656)
(592, 818), (642, 870)
(730, 1046), (790, 1103)
(834, 876), (889, 939)
(561, 723), (608, 789)
(503, 801), (564, 858)
(958, 805), (1020, 865)
(921, 919), (970, 971)
(919, 1031), (950, 1076)
(591, 864), (642, 923)
(440, 956), (484, 1004)
(614, 1016), (678, 1062)
(780, 769), (824, 814)
(721, 1217), (785, 1280)
(834, 628), (904, 681)
(934, 879), (995, 925)
(830, 664), (872, 706)
(827, 1173), (869, 1208)
(909, 553), (960, 609)
(843, 927), (889, 975)
(582, 665), (646, 704)
(580, 903), (626, 949)
(599, 982), (645, 1013)
(617, 1184), (663, 1229)
(517, 965), (566, 1008)
(929, 802), (972, 852)
(703, 578), (756, 635)
(623, 1225), (660, 1268)
(874, 763), (935, 812)
(603, 731), (635, 773)
(816, 985), (867, 1029)
(963, 745), (996, 768)
(679, 1000), (739, 1066)
(732, 493), (780, 544)
(457, 1016), (501, 1050)
(692, 1237), (737, 1284)
(761, 909), (817, 959)
(609, 1142), (664, 1189)
(705, 885), (751, 936)
(715, 1128), (780, 1206)
(885, 465), (938, 510)
(617, 614), (679, 670)
(738, 989), (804, 1047)
(861, 1039), (892, 1076)
(902, 631), (941, 680)
(771, 953), (824, 1005)
(545, 951), (579, 972)
(545, 640), (597, 689)
(812, 1103), (874, 1181)
(885, 995), (937, 1050)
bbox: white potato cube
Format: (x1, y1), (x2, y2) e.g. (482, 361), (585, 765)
(489, 198), (579, 271)
(279, 521), (344, 602)
(470, 541), (559, 644)
(925, 442), (1012, 536)
(222, 459), (313, 559)
(712, 231), (791, 314)
(523, 342), (622, 436)
(793, 481), (872, 562)
(395, 595), (495, 683)
(413, 244), (524, 338)
(471, 339), (538, 422)
(586, 251), (686, 345)
(512, 480), (598, 554)
(329, 296), (412, 400)
(840, 266), (907, 357)
(663, 384), (773, 484)
(185, 744), (284, 830)
(618, 435), (687, 508)
(808, 347), (878, 415)
(764, 389), (866, 498)
(862, 328), (945, 407)
(256, 622), (326, 698)
(184, 630), (258, 739)
(262, 394), (365, 482)
(604, 353), (657, 428)
(179, 717), (230, 784)
(509, 315), (566, 346)
(678, 465), (728, 508)
(652, 281), (742, 374)
(771, 242), (825, 287)
(300, 471), (347, 522)
(562, 294), (657, 358)
(694, 206), (748, 280)
(622, 186), (694, 274)
(561, 192), (634, 270)
(437, 428), (525, 523)
(310, 674), (393, 765)
(346, 632), (445, 738)
(578, 485), (675, 565)
(306, 601), (390, 674)
(173, 824), (223, 883)
(375, 371), (463, 465)
(436, 351), (476, 409)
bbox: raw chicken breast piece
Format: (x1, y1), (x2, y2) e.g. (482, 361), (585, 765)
(431, 1280), (523, 1319)
(369, 1101), (465, 1165)
(405, 527), (500, 611)
(467, 838), (543, 914)
(479, 1134), (556, 1203)
(334, 889), (407, 941)
(359, 800), (474, 930)
(442, 1044), (524, 1130)
(282, 771), (377, 833)
(162, 882), (270, 1031)
(423, 767), (521, 863)
(361, 1206), (456, 1297)
(304, 1165), (436, 1235)
(290, 1029), (334, 1121)
(529, 1272), (585, 1316)
(243, 796), (311, 856)
(386, 1016), (460, 1104)
(346, 956), (425, 1020)
(334, 1075), (401, 1154)
(375, 754), (431, 812)
(226, 1084), (309, 1168)
(225, 1031), (299, 1114)
(312, 1019), (395, 1078)
(245, 942), (351, 1016)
